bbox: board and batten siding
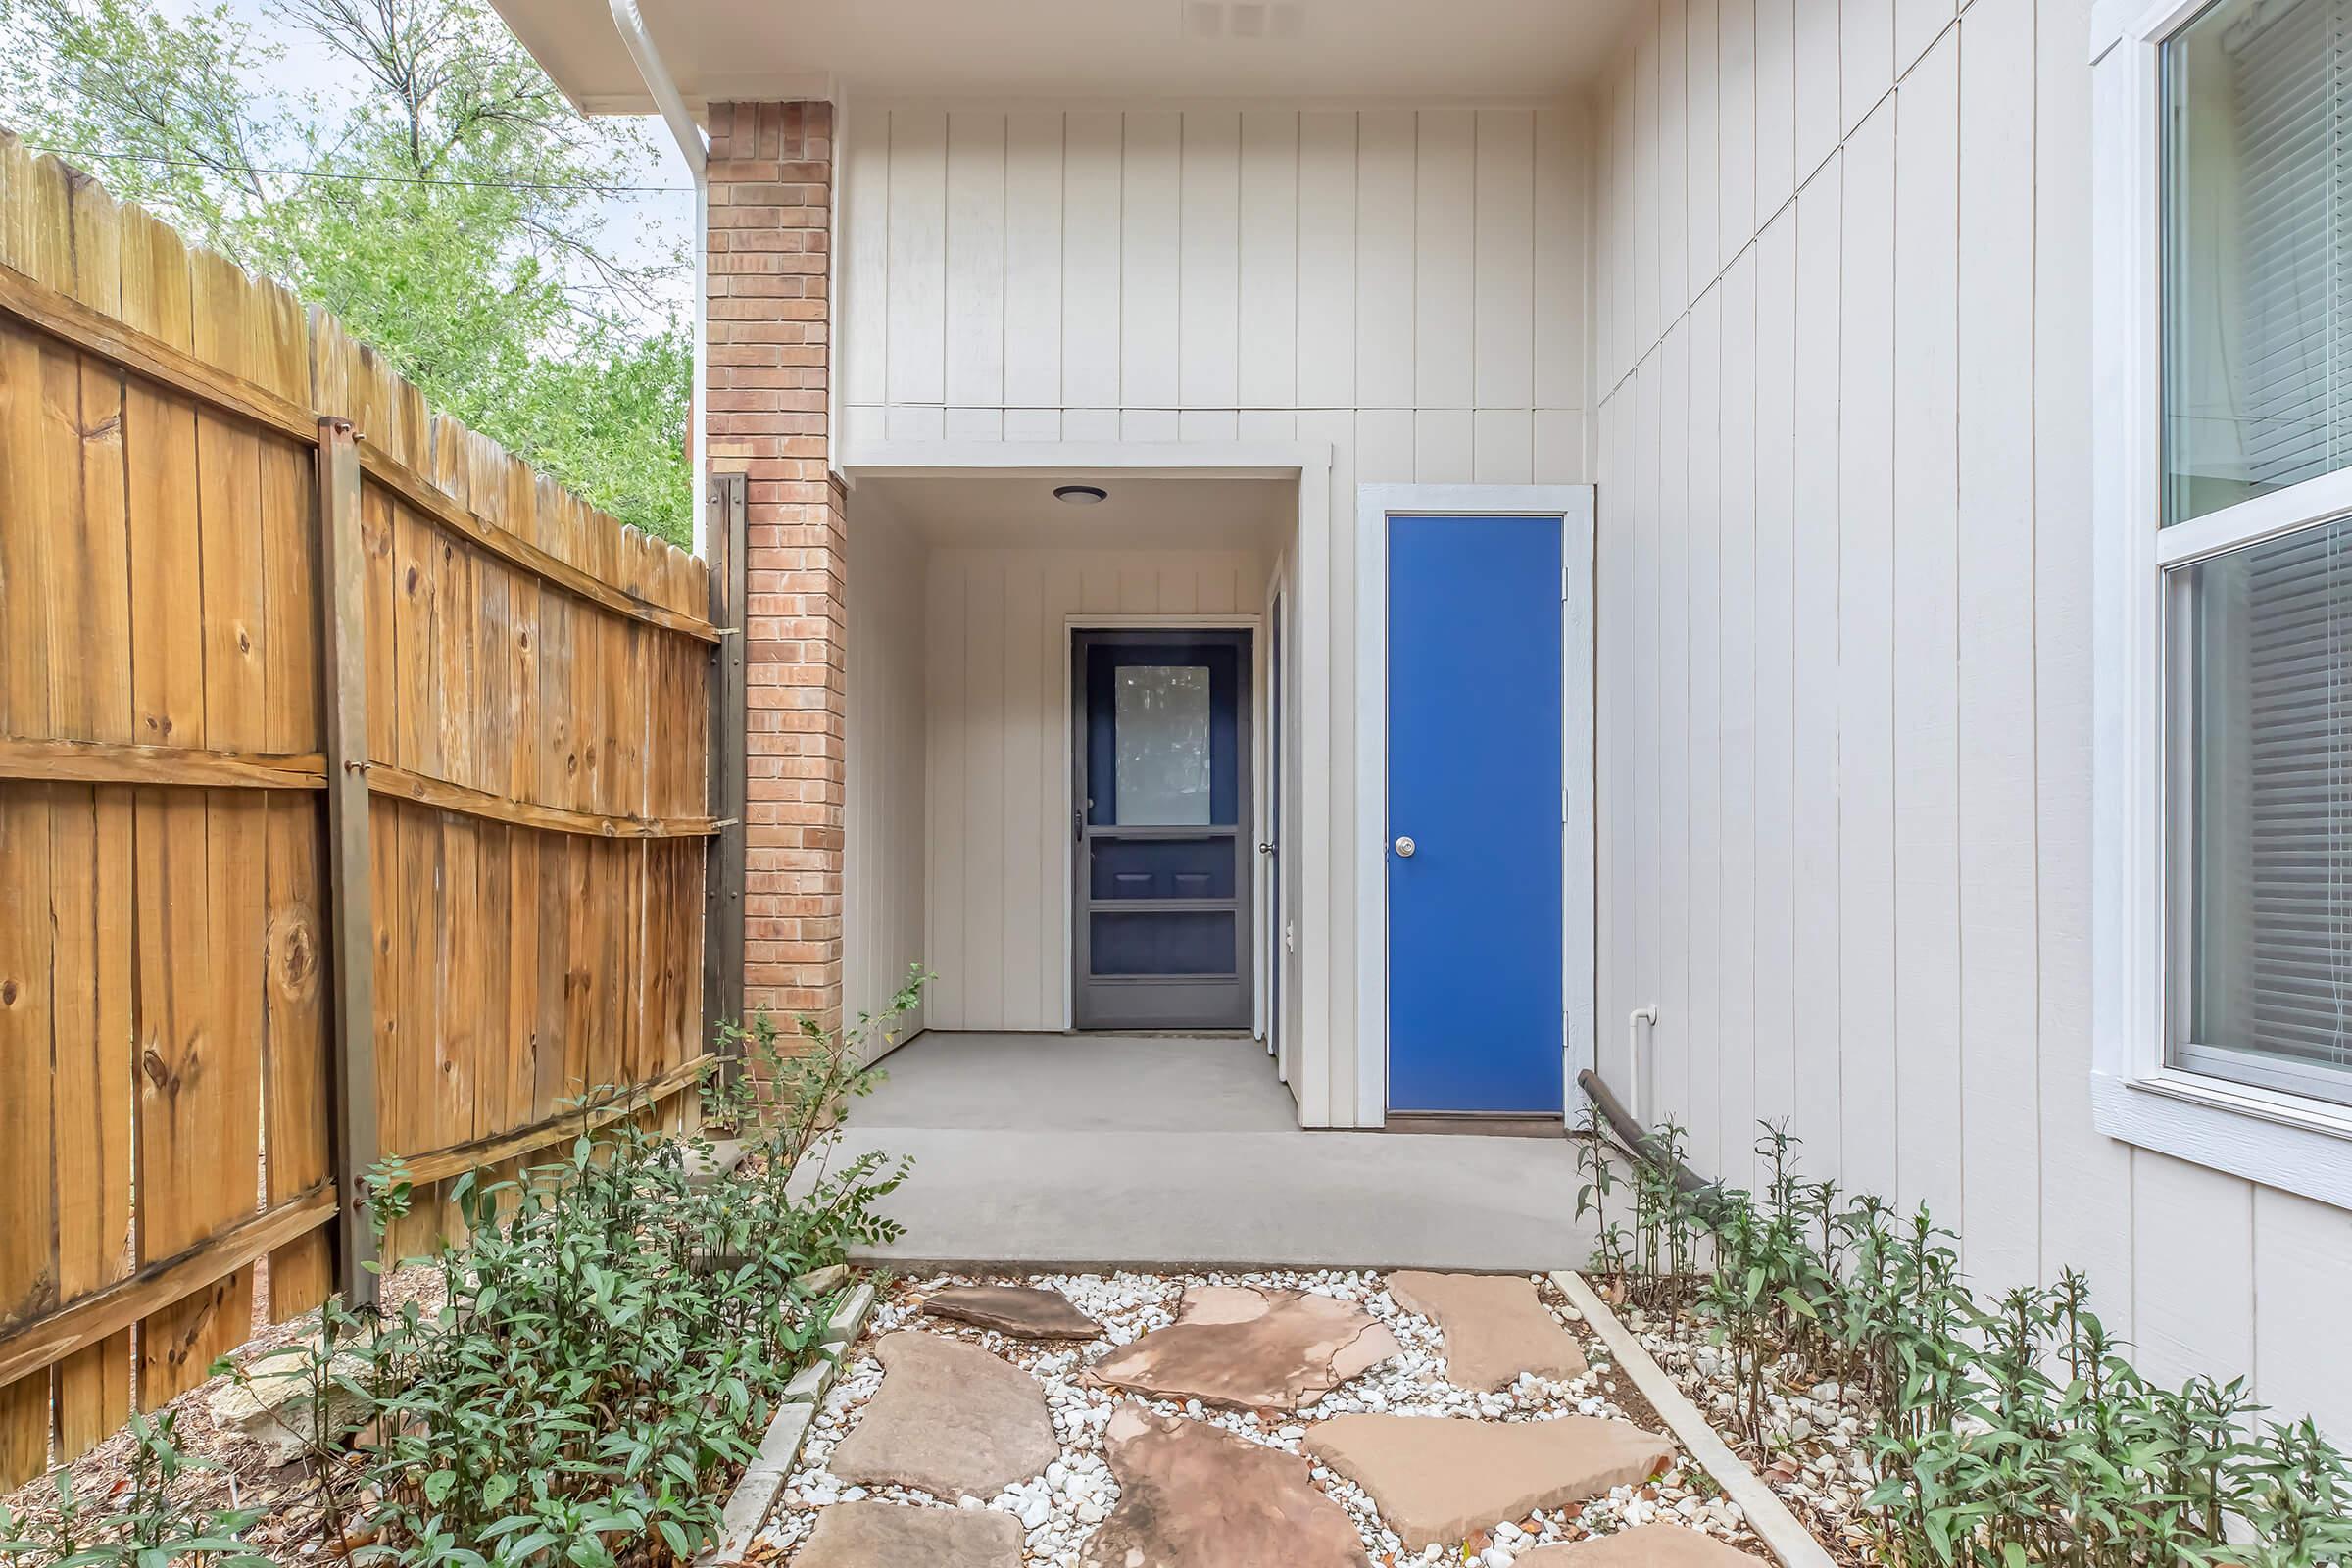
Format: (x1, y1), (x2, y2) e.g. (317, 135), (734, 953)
(840, 104), (1592, 1124)
(843, 492), (930, 1051)
(1591, 0), (2352, 1435)
(921, 547), (1271, 1035)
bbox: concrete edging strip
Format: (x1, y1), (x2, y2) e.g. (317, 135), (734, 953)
(703, 1279), (877, 1565)
(1548, 1270), (1839, 1568)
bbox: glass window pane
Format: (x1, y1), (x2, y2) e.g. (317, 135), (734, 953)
(2172, 514), (2352, 1105)
(2162, 0), (2352, 524)
(1113, 665), (1213, 825)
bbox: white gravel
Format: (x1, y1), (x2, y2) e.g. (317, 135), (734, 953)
(758, 1270), (1767, 1566)
(1623, 1301), (1878, 1559)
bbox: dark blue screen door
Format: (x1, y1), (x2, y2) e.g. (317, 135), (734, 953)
(1386, 515), (1564, 1115)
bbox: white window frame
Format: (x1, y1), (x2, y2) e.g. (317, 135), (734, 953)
(2091, 0), (2352, 1208)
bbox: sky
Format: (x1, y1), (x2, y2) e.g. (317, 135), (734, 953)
(163, 0), (698, 316)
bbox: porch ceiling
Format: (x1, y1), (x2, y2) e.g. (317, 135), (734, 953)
(490, 0), (1635, 115)
(858, 472), (1294, 552)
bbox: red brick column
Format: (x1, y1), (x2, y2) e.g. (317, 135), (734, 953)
(705, 101), (843, 1032)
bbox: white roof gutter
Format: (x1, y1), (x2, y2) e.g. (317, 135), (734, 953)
(607, 0), (712, 558)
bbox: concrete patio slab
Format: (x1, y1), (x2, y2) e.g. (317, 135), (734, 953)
(824, 1032), (1593, 1270)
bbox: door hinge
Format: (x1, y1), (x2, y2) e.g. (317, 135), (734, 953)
(1561, 565), (1569, 602)
(1562, 788), (1570, 824)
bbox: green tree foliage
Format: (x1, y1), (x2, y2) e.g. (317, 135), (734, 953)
(0, 0), (693, 545)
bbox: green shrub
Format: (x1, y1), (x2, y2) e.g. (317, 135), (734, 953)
(1582, 1117), (2352, 1568)
(0, 1412), (270, 1567)
(1, 968), (924, 1568)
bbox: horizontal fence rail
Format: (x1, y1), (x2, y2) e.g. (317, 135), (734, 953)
(0, 133), (720, 1488)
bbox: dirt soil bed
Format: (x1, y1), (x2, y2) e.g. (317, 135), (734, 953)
(1599, 1286), (1878, 1568)
(0, 1264), (447, 1563)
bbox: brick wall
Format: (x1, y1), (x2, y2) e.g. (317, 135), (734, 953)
(705, 101), (844, 1030)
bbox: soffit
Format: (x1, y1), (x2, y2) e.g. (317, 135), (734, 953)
(490, 0), (1631, 114)
(860, 473), (1294, 552)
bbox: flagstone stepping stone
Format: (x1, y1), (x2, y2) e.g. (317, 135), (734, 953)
(1086, 1285), (1400, 1411)
(828, 1332), (1056, 1500)
(1302, 1414), (1676, 1551)
(791, 1499), (1023, 1568)
(1079, 1407), (1371, 1568)
(921, 1284), (1102, 1339)
(1518, 1523), (1772, 1568)
(1386, 1270), (1590, 1391)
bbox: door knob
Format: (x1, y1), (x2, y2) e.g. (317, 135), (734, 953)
(1257, 841), (1278, 855)
(1394, 835), (1416, 858)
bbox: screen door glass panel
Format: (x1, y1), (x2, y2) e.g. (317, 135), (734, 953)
(1112, 665), (1213, 824)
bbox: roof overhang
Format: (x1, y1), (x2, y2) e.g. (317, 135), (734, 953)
(489, 0), (1631, 116)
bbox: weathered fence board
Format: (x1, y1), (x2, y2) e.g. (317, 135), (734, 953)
(0, 135), (718, 1485)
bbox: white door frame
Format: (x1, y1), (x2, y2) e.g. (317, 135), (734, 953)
(837, 438), (1332, 1049)
(1057, 612), (1265, 1032)
(1351, 483), (1597, 1126)
(1261, 568), (1293, 1071)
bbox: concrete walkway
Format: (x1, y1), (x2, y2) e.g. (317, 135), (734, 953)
(826, 1032), (1594, 1271)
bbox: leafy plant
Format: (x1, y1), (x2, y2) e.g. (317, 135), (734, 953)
(1595, 1113), (2352, 1568)
(1577, 1108), (1704, 1310)
(0, 1412), (270, 1567)
(75, 968), (931, 1568)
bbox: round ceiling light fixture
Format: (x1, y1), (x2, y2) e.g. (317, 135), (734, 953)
(1053, 483), (1108, 506)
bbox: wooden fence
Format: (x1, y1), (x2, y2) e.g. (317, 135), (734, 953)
(0, 135), (725, 1488)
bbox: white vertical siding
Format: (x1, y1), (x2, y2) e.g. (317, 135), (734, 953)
(841, 103), (1592, 1126)
(844, 495), (930, 1048)
(944, 113), (1006, 413)
(1686, 285), (1724, 1165)
(1954, 0), (2044, 1298)
(1889, 28), (1962, 1225)
(1836, 102), (1896, 1203)
(1789, 156), (1842, 1175)
(1717, 248), (1759, 1184)
(1592, 0), (2352, 1439)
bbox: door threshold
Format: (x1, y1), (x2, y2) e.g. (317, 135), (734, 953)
(1383, 1112), (1567, 1139)
(1062, 1028), (1256, 1039)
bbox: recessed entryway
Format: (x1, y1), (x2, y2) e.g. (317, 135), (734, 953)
(1070, 628), (1253, 1031)
(842, 442), (1381, 1120)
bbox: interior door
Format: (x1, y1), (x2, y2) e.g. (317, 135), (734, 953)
(1072, 630), (1253, 1030)
(1385, 515), (1565, 1114)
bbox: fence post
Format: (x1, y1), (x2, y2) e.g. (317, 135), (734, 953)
(702, 471), (749, 1080)
(316, 417), (380, 1308)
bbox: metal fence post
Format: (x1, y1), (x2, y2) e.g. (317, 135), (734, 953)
(702, 471), (749, 1082)
(316, 417), (380, 1308)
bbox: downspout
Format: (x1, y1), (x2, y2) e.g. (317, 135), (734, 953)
(1576, 1064), (1730, 1225)
(608, 0), (711, 556)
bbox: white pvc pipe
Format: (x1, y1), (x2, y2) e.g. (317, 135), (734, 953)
(607, 0), (710, 557)
(1627, 1004), (1658, 1126)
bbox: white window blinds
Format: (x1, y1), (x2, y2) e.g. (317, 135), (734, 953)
(2229, 0), (2348, 492)
(2173, 0), (2352, 1105)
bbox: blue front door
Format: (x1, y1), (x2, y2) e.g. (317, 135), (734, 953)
(1386, 515), (1565, 1115)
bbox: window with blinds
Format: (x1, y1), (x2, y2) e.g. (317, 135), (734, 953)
(2163, 0), (2352, 521)
(2182, 520), (2352, 1105)
(2166, 0), (2352, 1107)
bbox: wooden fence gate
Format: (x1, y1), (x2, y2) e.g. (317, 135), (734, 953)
(0, 137), (736, 1488)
